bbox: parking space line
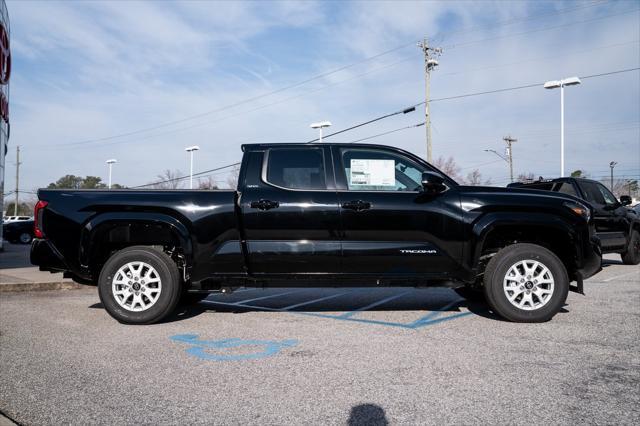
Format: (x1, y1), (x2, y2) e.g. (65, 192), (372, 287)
(336, 290), (413, 319)
(228, 290), (303, 305)
(281, 291), (353, 311)
(202, 291), (476, 330)
(407, 299), (465, 327)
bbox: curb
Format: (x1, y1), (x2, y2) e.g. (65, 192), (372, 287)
(0, 411), (17, 426)
(0, 281), (85, 293)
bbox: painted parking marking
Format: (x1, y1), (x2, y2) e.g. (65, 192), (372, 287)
(281, 291), (353, 311)
(228, 290), (303, 305)
(202, 289), (474, 329)
(407, 299), (467, 327)
(170, 334), (298, 361)
(336, 290), (414, 319)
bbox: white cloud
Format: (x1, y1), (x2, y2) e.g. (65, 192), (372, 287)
(3, 0), (639, 193)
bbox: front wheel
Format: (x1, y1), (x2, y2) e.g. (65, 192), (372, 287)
(483, 243), (569, 323)
(98, 246), (181, 324)
(621, 230), (640, 265)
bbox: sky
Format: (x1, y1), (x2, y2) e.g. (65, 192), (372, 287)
(4, 0), (640, 194)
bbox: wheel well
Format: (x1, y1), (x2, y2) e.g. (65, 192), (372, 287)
(88, 223), (186, 281)
(479, 225), (576, 276)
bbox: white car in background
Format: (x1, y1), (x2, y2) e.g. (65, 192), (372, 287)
(3, 216), (32, 223)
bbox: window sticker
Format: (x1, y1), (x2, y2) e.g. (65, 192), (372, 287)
(350, 159), (395, 186)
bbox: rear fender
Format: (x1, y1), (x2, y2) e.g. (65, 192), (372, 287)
(78, 212), (193, 269)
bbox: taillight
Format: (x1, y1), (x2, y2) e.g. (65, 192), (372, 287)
(34, 200), (48, 238)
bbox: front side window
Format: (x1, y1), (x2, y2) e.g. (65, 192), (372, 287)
(596, 183), (618, 205)
(580, 181), (605, 205)
(265, 148), (326, 190)
(341, 149), (424, 191)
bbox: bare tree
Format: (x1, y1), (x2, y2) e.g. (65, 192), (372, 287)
(151, 169), (184, 190)
(464, 169), (492, 186)
(197, 176), (219, 190)
(225, 165), (241, 190)
(601, 178), (633, 198)
(433, 156), (462, 182)
(516, 172), (537, 183)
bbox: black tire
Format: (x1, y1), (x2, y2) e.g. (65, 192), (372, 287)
(19, 232), (33, 244)
(98, 246), (181, 325)
(483, 243), (569, 323)
(621, 230), (640, 265)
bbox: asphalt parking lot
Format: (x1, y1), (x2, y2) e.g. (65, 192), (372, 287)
(1, 255), (638, 425)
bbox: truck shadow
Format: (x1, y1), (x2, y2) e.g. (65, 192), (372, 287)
(164, 287), (504, 324)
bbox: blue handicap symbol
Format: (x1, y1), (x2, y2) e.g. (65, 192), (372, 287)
(170, 334), (298, 361)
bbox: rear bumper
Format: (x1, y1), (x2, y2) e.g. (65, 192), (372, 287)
(30, 238), (68, 272)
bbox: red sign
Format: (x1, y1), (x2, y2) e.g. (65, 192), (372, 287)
(0, 22), (9, 124)
(0, 23), (10, 85)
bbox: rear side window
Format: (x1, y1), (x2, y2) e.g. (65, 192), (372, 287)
(555, 182), (577, 197)
(265, 148), (326, 190)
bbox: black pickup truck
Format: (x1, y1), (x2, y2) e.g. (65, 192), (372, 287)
(508, 177), (639, 264)
(32, 143), (601, 324)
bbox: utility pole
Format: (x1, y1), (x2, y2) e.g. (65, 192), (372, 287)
(14, 145), (20, 216)
(503, 136), (517, 183)
(609, 161), (617, 192)
(417, 38), (442, 163)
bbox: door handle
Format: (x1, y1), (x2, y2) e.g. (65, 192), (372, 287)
(341, 200), (371, 212)
(250, 199), (280, 210)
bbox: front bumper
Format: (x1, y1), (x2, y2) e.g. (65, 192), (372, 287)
(571, 234), (602, 294)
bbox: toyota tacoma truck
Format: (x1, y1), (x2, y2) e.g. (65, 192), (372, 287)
(508, 177), (639, 264)
(31, 143), (602, 324)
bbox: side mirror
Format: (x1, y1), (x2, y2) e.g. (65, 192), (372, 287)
(620, 195), (632, 206)
(421, 172), (446, 193)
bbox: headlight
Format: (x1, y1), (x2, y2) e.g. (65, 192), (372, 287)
(563, 201), (591, 222)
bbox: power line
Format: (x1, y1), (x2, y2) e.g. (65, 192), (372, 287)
(30, 1), (628, 150)
(306, 104), (421, 143)
(126, 66), (640, 188)
(344, 122), (425, 144)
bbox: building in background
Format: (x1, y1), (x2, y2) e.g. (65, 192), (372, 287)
(0, 0), (10, 250)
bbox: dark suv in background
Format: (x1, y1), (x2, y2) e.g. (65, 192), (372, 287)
(2, 220), (35, 244)
(509, 177), (639, 265)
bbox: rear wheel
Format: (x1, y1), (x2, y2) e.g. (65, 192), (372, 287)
(98, 246), (181, 324)
(621, 230), (640, 265)
(19, 232), (32, 244)
(483, 243), (568, 322)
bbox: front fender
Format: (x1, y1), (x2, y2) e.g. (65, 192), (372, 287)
(468, 212), (580, 272)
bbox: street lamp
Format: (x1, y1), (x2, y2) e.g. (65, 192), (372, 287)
(610, 161), (618, 192)
(185, 146), (200, 189)
(310, 121), (332, 143)
(106, 159), (117, 189)
(543, 76), (581, 177)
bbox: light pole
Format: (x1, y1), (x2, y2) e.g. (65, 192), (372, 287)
(106, 159), (117, 189)
(185, 146), (200, 189)
(484, 148), (513, 182)
(310, 121), (332, 143)
(543, 76), (581, 177)
(609, 161), (617, 192)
